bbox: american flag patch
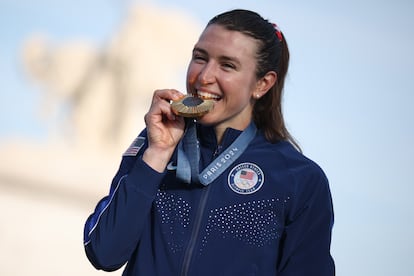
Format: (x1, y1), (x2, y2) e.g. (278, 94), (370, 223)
(123, 136), (146, 157)
(240, 170), (254, 180)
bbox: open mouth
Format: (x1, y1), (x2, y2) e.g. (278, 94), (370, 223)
(196, 91), (222, 101)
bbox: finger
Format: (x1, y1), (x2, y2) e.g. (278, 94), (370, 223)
(145, 95), (177, 124)
(158, 99), (177, 121)
(152, 89), (185, 103)
(152, 89), (186, 120)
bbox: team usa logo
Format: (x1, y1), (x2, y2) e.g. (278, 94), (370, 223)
(228, 163), (264, 194)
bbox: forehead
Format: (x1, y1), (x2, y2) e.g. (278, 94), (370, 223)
(195, 24), (259, 60)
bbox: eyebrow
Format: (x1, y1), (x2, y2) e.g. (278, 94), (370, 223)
(193, 47), (241, 67)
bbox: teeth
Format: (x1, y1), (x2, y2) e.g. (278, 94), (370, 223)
(197, 91), (221, 100)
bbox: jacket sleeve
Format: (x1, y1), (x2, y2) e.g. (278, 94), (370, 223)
(83, 132), (166, 271)
(277, 162), (335, 276)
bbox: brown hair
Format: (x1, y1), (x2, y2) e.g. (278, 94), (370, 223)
(208, 9), (300, 150)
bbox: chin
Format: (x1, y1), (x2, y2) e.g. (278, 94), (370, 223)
(196, 114), (217, 126)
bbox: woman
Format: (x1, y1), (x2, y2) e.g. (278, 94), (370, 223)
(84, 9), (335, 275)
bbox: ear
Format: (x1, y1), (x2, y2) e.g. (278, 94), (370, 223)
(254, 71), (277, 98)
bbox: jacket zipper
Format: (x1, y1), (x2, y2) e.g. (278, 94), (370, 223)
(180, 186), (211, 276)
(180, 144), (221, 276)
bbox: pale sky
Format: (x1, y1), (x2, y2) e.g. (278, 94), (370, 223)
(1, 0), (413, 275)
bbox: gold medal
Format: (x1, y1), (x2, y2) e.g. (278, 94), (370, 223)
(171, 95), (214, 118)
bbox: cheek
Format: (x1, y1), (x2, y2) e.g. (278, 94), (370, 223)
(224, 91), (253, 111)
(224, 79), (255, 101)
(186, 63), (198, 84)
(185, 70), (196, 93)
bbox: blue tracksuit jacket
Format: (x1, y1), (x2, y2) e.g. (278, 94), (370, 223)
(84, 125), (335, 275)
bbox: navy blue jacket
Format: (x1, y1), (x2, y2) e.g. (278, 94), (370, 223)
(84, 125), (335, 275)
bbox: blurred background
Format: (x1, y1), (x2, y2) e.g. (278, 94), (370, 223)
(1, 0), (413, 275)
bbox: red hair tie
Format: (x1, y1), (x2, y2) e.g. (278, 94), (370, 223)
(272, 23), (283, 42)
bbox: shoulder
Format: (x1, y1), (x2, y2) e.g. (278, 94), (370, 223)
(274, 141), (327, 182)
(254, 136), (329, 196)
(268, 141), (332, 219)
(116, 129), (149, 174)
(254, 134), (326, 178)
(123, 129), (148, 156)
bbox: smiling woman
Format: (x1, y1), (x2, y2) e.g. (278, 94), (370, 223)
(83, 9), (335, 276)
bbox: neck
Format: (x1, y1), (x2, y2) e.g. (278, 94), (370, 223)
(214, 120), (251, 145)
(214, 126), (226, 145)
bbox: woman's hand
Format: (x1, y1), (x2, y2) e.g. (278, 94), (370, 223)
(142, 89), (185, 172)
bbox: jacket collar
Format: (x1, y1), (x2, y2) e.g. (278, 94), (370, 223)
(197, 124), (243, 150)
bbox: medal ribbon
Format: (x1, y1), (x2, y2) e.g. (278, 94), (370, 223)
(176, 119), (257, 186)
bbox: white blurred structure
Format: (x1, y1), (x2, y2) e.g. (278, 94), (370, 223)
(0, 4), (201, 275)
(21, 4), (201, 152)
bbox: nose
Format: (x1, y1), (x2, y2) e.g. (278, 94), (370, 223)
(198, 61), (216, 85)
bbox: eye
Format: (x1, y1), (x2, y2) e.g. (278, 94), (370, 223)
(219, 57), (238, 71)
(222, 62), (236, 70)
(192, 53), (207, 63)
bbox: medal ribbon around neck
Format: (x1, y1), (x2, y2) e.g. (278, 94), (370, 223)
(176, 119), (257, 186)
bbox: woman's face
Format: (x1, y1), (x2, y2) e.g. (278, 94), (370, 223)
(186, 24), (261, 130)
